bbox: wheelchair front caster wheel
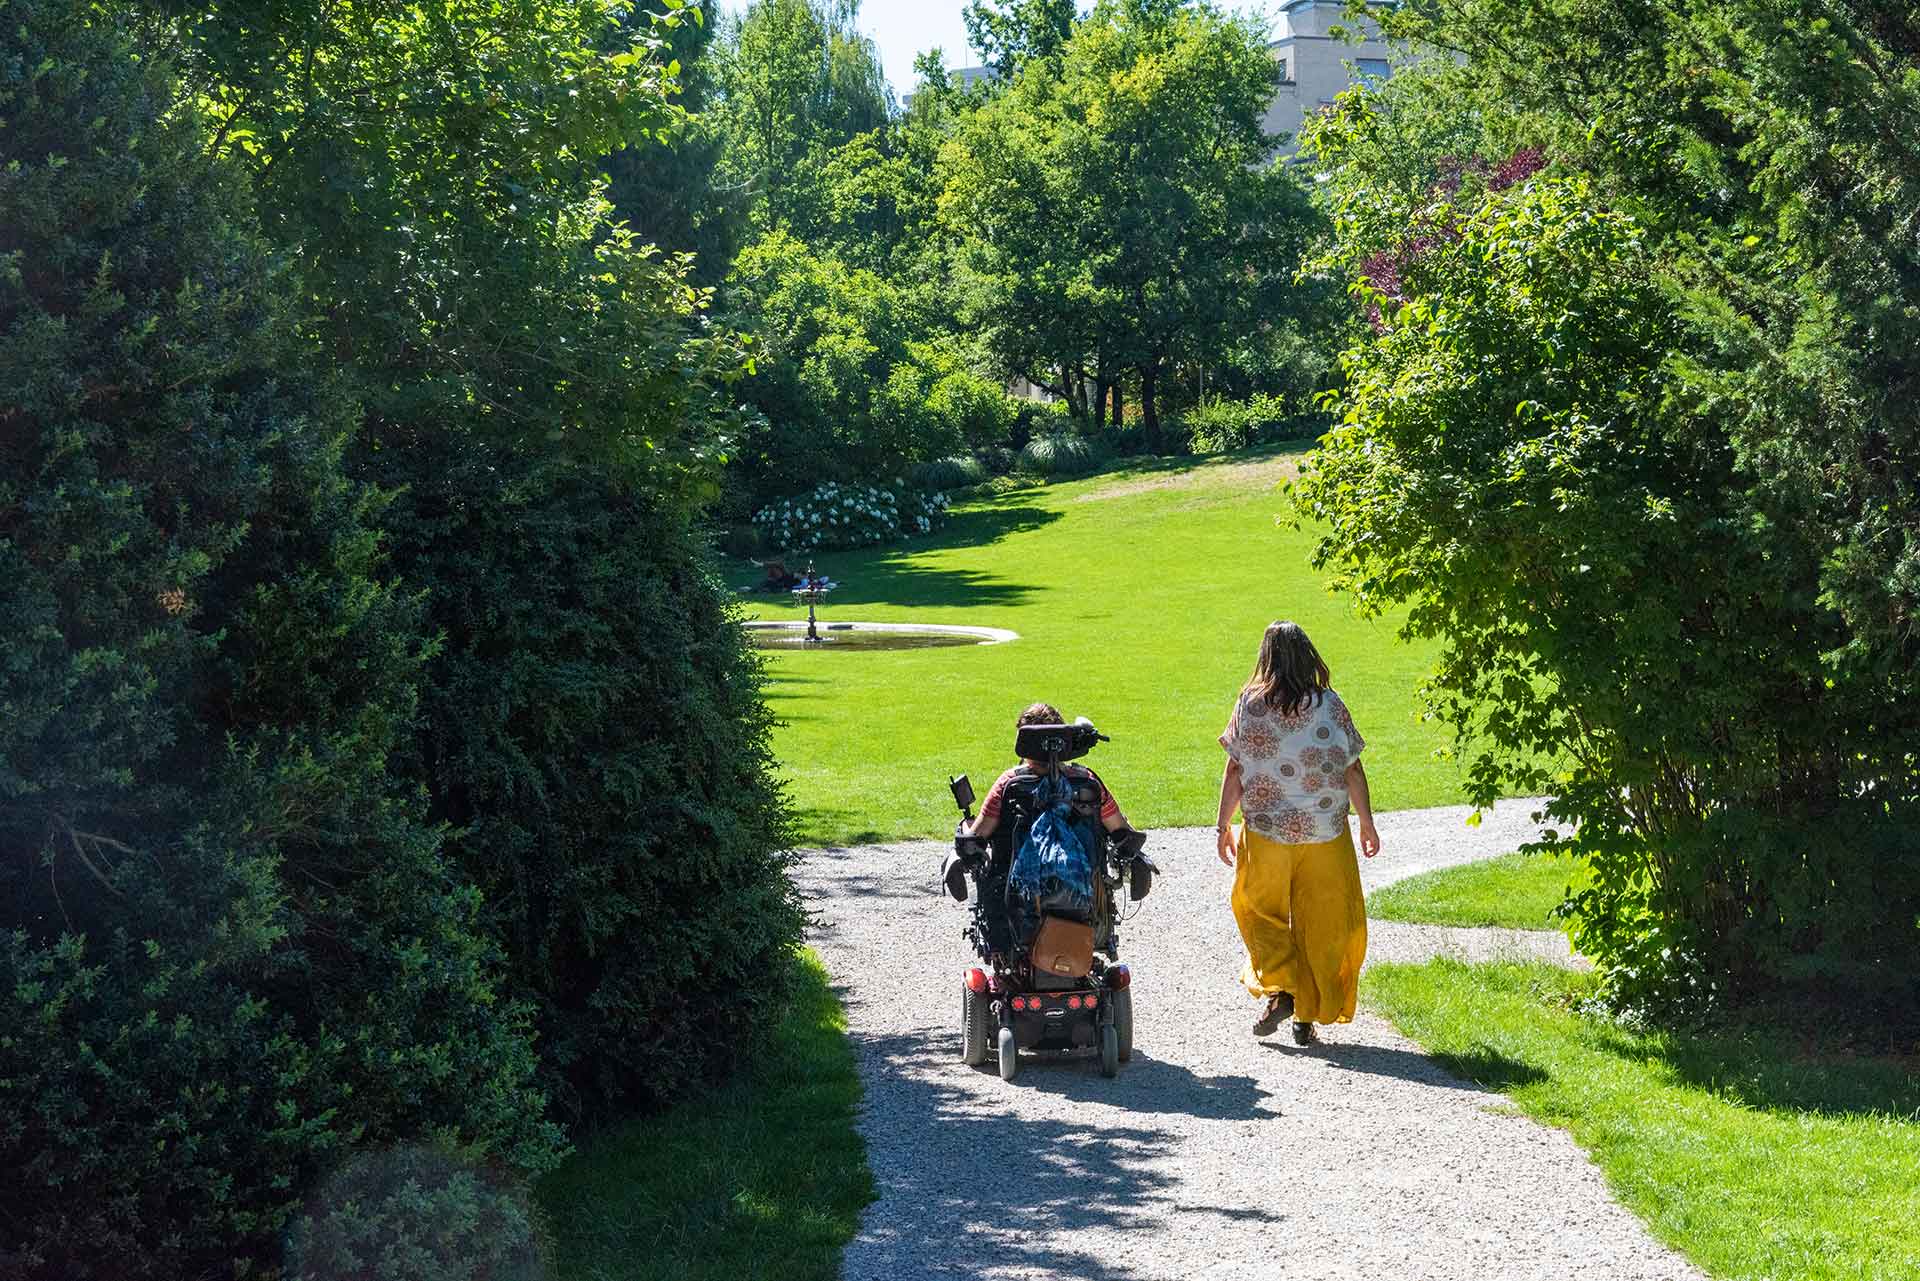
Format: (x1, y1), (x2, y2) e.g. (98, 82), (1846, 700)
(997, 1026), (1018, 1082)
(1099, 1024), (1119, 1078)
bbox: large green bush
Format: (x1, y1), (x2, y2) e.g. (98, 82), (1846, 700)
(164, 0), (803, 1125)
(0, 7), (559, 1277)
(1178, 392), (1294, 454)
(286, 1147), (546, 1281)
(1018, 431), (1106, 478)
(1300, 34), (1920, 1012)
(376, 442), (803, 1120)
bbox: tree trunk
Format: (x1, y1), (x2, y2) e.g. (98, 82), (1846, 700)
(1092, 372), (1109, 430)
(1140, 362), (1159, 451)
(1059, 361), (1085, 419)
(1111, 380), (1123, 431)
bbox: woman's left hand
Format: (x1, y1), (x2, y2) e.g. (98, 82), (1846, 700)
(1357, 819), (1381, 859)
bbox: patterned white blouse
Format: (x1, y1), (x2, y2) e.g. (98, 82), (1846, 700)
(1219, 686), (1367, 844)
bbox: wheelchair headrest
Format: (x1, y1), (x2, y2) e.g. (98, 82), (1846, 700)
(1014, 719), (1106, 763)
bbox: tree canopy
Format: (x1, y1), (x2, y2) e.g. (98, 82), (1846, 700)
(1296, 0), (1920, 1008)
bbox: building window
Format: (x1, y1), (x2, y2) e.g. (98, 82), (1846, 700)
(1277, 57), (1291, 82)
(1356, 57), (1391, 82)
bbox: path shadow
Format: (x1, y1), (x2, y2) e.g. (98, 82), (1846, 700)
(844, 1026), (1257, 1280)
(1012, 1049), (1281, 1122)
(1258, 1038), (1548, 1092)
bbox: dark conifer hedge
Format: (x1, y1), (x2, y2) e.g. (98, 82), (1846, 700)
(374, 439), (800, 1120)
(0, 7), (560, 1276)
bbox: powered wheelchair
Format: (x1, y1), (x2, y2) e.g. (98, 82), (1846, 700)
(943, 719), (1156, 1081)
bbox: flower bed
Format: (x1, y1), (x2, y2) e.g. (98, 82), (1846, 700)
(753, 482), (951, 553)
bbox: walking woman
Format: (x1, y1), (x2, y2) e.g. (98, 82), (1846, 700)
(1215, 621), (1380, 1044)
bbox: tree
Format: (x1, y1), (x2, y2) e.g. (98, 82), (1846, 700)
(723, 229), (1004, 506)
(942, 1), (1318, 441)
(1296, 2), (1920, 1008)
(170, 0), (803, 1120)
(962, 0), (1077, 78)
(604, 3), (747, 284)
(0, 4), (558, 1274)
(717, 0), (893, 230)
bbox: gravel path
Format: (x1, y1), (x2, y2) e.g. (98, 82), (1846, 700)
(798, 797), (1699, 1281)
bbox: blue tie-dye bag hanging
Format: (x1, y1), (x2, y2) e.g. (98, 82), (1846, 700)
(1008, 772), (1094, 913)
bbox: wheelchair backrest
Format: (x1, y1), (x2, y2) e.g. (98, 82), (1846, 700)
(988, 766), (1106, 872)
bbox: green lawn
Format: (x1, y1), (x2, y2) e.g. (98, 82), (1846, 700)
(1368, 850), (1586, 929)
(1366, 960), (1920, 1281)
(734, 448), (1463, 845)
(539, 950), (873, 1281)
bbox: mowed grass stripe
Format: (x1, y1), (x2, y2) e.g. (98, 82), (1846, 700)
(733, 449), (1460, 845)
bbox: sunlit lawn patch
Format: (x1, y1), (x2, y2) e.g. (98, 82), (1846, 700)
(1367, 960), (1920, 1281)
(1368, 849), (1586, 929)
(732, 447), (1465, 845)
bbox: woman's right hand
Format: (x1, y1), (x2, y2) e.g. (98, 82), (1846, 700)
(1215, 825), (1237, 867)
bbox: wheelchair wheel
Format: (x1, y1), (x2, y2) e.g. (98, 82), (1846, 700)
(1113, 988), (1134, 1063)
(997, 1025), (1019, 1082)
(1099, 1023), (1119, 1078)
(960, 982), (991, 1067)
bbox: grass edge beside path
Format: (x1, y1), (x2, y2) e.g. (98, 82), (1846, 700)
(539, 949), (874, 1281)
(1365, 959), (1920, 1281)
(1367, 849), (1585, 930)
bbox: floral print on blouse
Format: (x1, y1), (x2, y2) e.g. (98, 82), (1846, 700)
(1219, 686), (1366, 844)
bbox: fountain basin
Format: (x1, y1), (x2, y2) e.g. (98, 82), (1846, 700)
(746, 621), (1018, 651)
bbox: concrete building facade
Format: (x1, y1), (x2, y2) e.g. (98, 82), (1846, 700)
(1260, 0), (1399, 157)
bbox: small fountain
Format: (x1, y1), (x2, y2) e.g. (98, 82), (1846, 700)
(745, 559), (1019, 651)
(791, 562), (836, 644)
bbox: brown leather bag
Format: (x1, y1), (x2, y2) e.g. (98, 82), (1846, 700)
(1031, 915), (1094, 978)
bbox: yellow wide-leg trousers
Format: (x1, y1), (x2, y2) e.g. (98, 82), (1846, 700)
(1231, 825), (1367, 1024)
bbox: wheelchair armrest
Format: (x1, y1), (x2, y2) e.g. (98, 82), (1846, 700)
(953, 829), (989, 865)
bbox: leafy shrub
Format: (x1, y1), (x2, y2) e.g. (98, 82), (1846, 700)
(1010, 397), (1074, 450)
(910, 454), (989, 492)
(754, 481), (952, 552)
(1179, 392), (1292, 453)
(0, 8), (560, 1276)
(1018, 431), (1106, 478)
(376, 445), (805, 1122)
(983, 472), (1045, 496)
(1299, 137), (1920, 1011)
(919, 357), (1020, 454)
(286, 1148), (545, 1281)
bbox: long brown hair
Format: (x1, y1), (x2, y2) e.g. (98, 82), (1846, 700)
(1243, 621), (1330, 715)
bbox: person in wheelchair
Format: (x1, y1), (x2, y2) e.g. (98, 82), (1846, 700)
(956, 702), (1147, 961)
(946, 703), (1154, 1079)
(966, 702), (1133, 845)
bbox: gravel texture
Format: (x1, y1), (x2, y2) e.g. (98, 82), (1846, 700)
(798, 797), (1699, 1281)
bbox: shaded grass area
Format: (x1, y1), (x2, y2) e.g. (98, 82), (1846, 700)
(732, 447), (1466, 845)
(1366, 959), (1920, 1281)
(540, 951), (873, 1281)
(1368, 850), (1586, 929)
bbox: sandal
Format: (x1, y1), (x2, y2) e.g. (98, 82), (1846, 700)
(1290, 1019), (1317, 1046)
(1253, 991), (1294, 1036)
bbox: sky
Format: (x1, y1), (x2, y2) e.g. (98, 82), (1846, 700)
(719, 3), (1283, 100)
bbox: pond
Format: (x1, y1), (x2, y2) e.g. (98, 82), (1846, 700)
(744, 621), (1018, 651)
